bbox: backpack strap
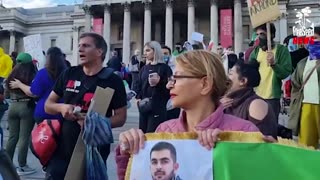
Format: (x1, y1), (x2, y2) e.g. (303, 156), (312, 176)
(299, 61), (320, 92)
(75, 67), (114, 105)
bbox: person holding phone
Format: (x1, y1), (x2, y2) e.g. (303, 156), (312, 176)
(135, 41), (172, 133)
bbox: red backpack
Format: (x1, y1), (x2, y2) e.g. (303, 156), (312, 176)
(30, 119), (61, 167)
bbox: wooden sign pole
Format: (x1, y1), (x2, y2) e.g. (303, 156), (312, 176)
(266, 22), (272, 66)
(266, 22), (272, 51)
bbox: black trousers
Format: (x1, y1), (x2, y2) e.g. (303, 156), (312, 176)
(131, 72), (139, 93)
(139, 111), (167, 133)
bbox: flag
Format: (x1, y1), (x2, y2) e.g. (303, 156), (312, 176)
(214, 140), (320, 180)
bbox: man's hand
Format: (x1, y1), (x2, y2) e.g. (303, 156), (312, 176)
(75, 113), (86, 129)
(136, 99), (141, 106)
(59, 104), (77, 121)
(267, 51), (275, 65)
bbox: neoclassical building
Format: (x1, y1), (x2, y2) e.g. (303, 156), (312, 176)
(0, 0), (319, 65)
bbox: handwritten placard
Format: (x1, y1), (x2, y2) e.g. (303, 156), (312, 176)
(23, 34), (44, 69)
(247, 0), (281, 28)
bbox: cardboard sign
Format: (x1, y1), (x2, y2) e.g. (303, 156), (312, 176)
(23, 34), (45, 69)
(64, 87), (115, 180)
(191, 32), (204, 43)
(247, 0), (281, 28)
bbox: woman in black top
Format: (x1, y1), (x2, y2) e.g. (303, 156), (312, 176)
(136, 41), (172, 133)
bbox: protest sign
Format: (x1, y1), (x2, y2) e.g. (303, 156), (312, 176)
(247, 0), (281, 28)
(191, 32), (204, 43)
(23, 34), (45, 69)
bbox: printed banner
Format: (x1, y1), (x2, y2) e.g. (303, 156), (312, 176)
(126, 133), (213, 180)
(125, 132), (320, 180)
(220, 9), (233, 48)
(23, 34), (45, 69)
(247, 0), (281, 28)
(93, 18), (103, 35)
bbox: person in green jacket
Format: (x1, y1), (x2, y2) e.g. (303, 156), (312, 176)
(249, 23), (292, 122)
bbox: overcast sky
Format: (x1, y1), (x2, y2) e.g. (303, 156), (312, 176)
(2, 0), (77, 9)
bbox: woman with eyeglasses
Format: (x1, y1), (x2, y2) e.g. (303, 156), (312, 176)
(115, 50), (261, 179)
(135, 41), (173, 133)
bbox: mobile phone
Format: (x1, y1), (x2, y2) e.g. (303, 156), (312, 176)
(73, 106), (81, 116)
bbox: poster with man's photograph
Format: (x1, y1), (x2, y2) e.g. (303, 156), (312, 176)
(125, 133), (213, 180)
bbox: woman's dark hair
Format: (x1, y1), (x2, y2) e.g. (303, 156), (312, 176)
(234, 60), (261, 88)
(6, 62), (37, 94)
(162, 46), (172, 55)
(227, 54), (238, 69)
(46, 47), (67, 80)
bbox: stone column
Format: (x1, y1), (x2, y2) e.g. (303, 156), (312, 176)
(144, 0), (152, 45)
(122, 2), (131, 65)
(72, 26), (80, 65)
(83, 5), (92, 32)
(9, 30), (16, 53)
(165, 0), (173, 50)
(210, 0), (218, 50)
(103, 4), (111, 63)
(187, 0), (195, 43)
(174, 20), (180, 45)
(234, 0), (243, 54)
(279, 11), (288, 44)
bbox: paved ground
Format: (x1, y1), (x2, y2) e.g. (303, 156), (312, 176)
(1, 104), (140, 180)
(1, 104), (290, 180)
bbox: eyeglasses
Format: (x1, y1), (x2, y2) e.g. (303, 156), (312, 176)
(168, 75), (205, 85)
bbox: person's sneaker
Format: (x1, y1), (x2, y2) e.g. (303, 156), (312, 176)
(16, 165), (36, 176)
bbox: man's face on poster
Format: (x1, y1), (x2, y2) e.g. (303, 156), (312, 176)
(150, 149), (179, 180)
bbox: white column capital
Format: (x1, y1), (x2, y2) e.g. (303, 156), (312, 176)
(103, 3), (111, 12)
(82, 5), (91, 14)
(123, 2), (131, 12)
(188, 0), (195, 7)
(234, 0), (241, 4)
(9, 30), (16, 36)
(144, 0), (152, 10)
(72, 26), (79, 31)
(164, 0), (173, 8)
(210, 0), (217, 5)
